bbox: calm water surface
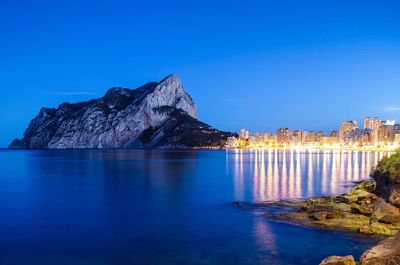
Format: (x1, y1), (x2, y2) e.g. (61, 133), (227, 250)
(0, 149), (389, 264)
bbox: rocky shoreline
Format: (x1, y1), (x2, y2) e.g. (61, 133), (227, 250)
(277, 180), (400, 264)
(234, 153), (400, 264)
(280, 181), (400, 237)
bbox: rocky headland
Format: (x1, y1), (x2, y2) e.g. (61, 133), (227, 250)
(9, 74), (235, 149)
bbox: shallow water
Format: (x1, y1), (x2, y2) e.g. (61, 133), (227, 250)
(0, 149), (388, 264)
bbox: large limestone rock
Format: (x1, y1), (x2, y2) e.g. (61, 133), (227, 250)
(9, 74), (234, 149)
(359, 232), (400, 265)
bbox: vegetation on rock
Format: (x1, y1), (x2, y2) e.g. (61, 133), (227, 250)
(372, 153), (400, 183)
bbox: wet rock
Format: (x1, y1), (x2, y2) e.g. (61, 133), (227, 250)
(378, 214), (400, 226)
(326, 211), (342, 219)
(311, 211), (328, 221)
(360, 232), (400, 265)
(359, 222), (393, 236)
(280, 181), (400, 236)
(373, 199), (400, 220)
(351, 204), (374, 216)
(319, 255), (356, 265)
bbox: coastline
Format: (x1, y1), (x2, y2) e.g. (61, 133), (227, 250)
(235, 179), (400, 264)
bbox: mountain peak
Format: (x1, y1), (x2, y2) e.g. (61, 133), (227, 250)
(159, 74), (180, 84)
(153, 74), (196, 119)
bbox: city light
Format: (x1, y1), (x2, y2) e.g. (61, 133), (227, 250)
(227, 117), (400, 151)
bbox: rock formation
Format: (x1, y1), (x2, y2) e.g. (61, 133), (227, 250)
(372, 153), (400, 208)
(319, 255), (356, 265)
(359, 232), (400, 265)
(320, 232), (400, 265)
(9, 74), (235, 149)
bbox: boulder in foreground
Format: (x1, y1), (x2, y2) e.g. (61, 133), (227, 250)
(319, 255), (355, 265)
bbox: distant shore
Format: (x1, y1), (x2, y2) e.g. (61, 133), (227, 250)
(225, 145), (398, 152)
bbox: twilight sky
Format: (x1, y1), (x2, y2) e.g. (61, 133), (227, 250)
(1, 0), (400, 147)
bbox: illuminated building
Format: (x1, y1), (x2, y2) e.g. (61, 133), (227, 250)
(339, 120), (358, 143)
(277, 128), (291, 143)
(248, 133), (264, 145)
(292, 130), (306, 143)
(263, 132), (274, 142)
(384, 120), (396, 126)
(363, 117), (381, 145)
(317, 131), (325, 142)
(395, 134), (400, 145)
(239, 128), (249, 140)
(226, 136), (238, 147)
(395, 124), (400, 134)
(330, 131), (339, 142)
(379, 125), (395, 144)
(306, 131), (317, 142)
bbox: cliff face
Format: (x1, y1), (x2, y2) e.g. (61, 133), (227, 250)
(9, 74), (233, 149)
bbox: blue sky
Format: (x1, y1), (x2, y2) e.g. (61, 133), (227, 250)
(1, 0), (400, 147)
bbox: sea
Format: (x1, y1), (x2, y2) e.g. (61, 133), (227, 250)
(0, 149), (389, 264)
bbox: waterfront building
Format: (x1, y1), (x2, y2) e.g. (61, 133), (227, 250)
(378, 125), (395, 144)
(239, 128), (249, 140)
(263, 132), (274, 142)
(277, 128), (291, 143)
(292, 130), (306, 143)
(330, 131), (339, 141)
(395, 134), (400, 145)
(363, 117), (381, 145)
(384, 120), (396, 126)
(226, 136), (238, 147)
(317, 131), (325, 142)
(363, 117), (382, 130)
(339, 120), (358, 143)
(395, 124), (400, 134)
(306, 131), (317, 142)
(248, 133), (265, 146)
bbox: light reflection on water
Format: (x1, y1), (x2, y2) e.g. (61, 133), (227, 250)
(228, 149), (389, 202)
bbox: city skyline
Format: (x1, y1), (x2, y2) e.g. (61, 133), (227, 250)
(229, 116), (400, 149)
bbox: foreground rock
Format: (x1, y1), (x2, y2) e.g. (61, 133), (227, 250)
(9, 74), (235, 149)
(321, 232), (400, 265)
(319, 255), (355, 265)
(281, 181), (400, 236)
(359, 232), (400, 265)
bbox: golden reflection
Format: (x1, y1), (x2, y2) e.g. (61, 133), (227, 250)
(267, 149), (273, 200)
(253, 149), (258, 199)
(259, 150), (266, 201)
(331, 151), (337, 194)
(307, 152), (313, 195)
(354, 151), (360, 181)
(281, 150), (288, 198)
(289, 150), (295, 198)
(228, 149), (391, 202)
(295, 151), (301, 198)
(322, 151), (328, 194)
